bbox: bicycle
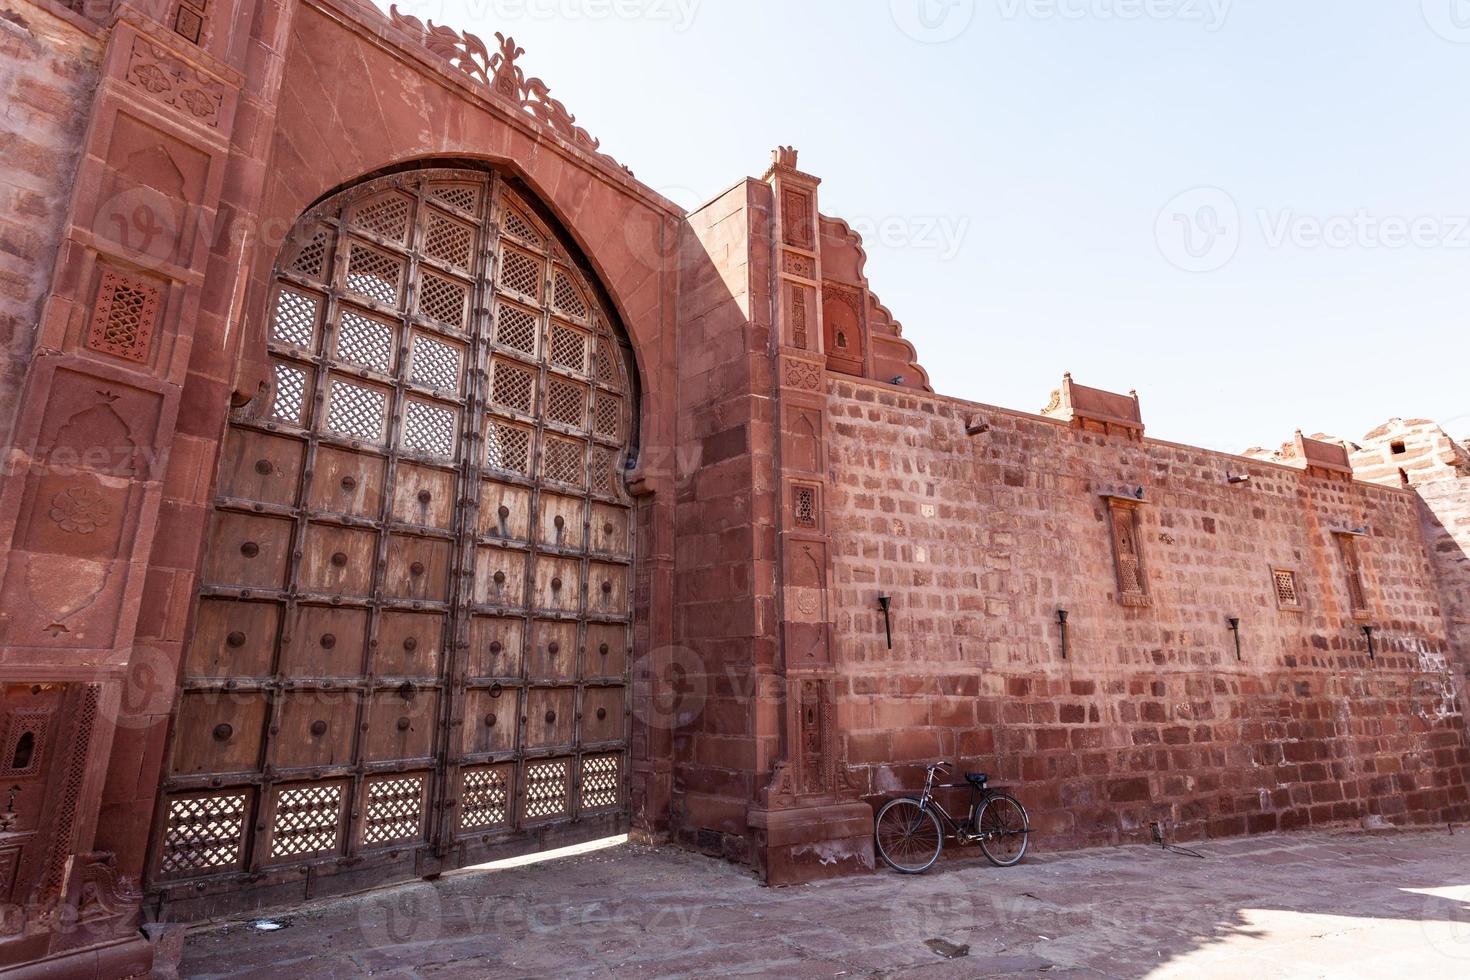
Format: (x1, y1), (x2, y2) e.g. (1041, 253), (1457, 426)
(874, 761), (1030, 873)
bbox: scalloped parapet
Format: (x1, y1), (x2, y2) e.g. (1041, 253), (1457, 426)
(816, 214), (931, 392)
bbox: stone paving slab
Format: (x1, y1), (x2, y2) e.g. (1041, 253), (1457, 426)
(180, 829), (1470, 978)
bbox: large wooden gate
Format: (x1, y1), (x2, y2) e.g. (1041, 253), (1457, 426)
(148, 169), (636, 914)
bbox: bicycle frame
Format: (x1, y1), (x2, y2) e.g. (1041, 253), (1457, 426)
(915, 765), (995, 841)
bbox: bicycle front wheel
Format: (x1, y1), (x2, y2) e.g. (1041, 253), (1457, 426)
(976, 793), (1029, 867)
(874, 797), (944, 874)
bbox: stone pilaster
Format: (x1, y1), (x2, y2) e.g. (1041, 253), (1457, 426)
(746, 148), (872, 884)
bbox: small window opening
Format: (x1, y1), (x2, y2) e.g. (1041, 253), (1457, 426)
(835, 331), (848, 350)
(1391, 441), (1407, 455)
(11, 732), (33, 771)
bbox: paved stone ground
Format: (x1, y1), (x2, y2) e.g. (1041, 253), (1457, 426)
(179, 829), (1470, 978)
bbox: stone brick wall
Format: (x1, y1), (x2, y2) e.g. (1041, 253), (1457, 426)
(669, 179), (766, 861)
(1350, 419), (1470, 672)
(0, 0), (99, 446)
(826, 378), (1470, 847)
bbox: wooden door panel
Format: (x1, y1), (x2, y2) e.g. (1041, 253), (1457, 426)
(462, 687), (518, 756)
(467, 616), (523, 679)
(186, 600), (280, 679)
(391, 464), (456, 529)
(308, 446), (386, 519)
(204, 513), (293, 589)
(479, 482), (533, 543)
(281, 605), (367, 677)
(456, 763), (514, 835)
(364, 688), (436, 762)
(384, 535), (452, 601)
(536, 493), (585, 551)
(375, 611), (445, 677)
(584, 622), (628, 681)
(299, 524), (377, 597)
(218, 429), (304, 506)
(523, 688), (575, 749)
(589, 503), (630, 557)
(532, 556), (582, 614)
(474, 547), (527, 607)
(273, 692), (357, 769)
(579, 687), (624, 745)
(588, 562), (629, 616)
(527, 620), (578, 682)
(171, 692), (267, 776)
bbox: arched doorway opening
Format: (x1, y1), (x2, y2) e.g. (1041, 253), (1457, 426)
(147, 167), (638, 914)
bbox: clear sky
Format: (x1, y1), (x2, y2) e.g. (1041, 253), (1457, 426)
(374, 0), (1469, 453)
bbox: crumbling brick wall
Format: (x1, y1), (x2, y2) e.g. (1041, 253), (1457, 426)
(1351, 419), (1470, 674)
(827, 379), (1470, 847)
(0, 0), (99, 446)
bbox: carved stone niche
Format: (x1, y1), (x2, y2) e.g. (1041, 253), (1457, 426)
(1102, 495), (1151, 608)
(822, 283), (864, 377)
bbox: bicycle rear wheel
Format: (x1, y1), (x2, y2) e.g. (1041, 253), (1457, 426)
(976, 793), (1029, 867)
(874, 797), (945, 874)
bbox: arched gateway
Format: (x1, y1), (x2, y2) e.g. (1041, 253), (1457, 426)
(148, 168), (637, 910)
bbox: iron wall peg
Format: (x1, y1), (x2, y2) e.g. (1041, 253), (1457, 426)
(1362, 625), (1376, 661)
(877, 596), (893, 650)
(1227, 617), (1242, 660)
(1057, 609), (1069, 660)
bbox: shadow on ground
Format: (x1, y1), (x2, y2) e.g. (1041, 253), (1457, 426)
(178, 828), (1470, 978)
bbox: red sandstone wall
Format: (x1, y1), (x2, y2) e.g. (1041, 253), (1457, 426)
(1417, 479), (1470, 665)
(669, 179), (767, 860)
(1351, 421), (1470, 670)
(0, 0), (100, 443)
(826, 378), (1470, 846)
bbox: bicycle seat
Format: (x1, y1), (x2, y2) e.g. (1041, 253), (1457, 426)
(965, 772), (988, 786)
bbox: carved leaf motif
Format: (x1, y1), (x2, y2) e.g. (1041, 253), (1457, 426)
(134, 64), (172, 93)
(389, 5), (427, 33)
(462, 29), (491, 67)
(178, 89), (215, 118)
(386, 6), (626, 173)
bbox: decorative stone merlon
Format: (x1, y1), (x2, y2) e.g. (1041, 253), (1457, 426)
(1041, 372), (1144, 439)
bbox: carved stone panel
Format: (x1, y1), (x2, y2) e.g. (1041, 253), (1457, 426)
(85, 269), (161, 364)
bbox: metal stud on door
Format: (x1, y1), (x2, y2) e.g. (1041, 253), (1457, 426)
(149, 170), (636, 916)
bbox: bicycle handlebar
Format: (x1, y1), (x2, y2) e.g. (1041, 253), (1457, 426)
(928, 761), (952, 773)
